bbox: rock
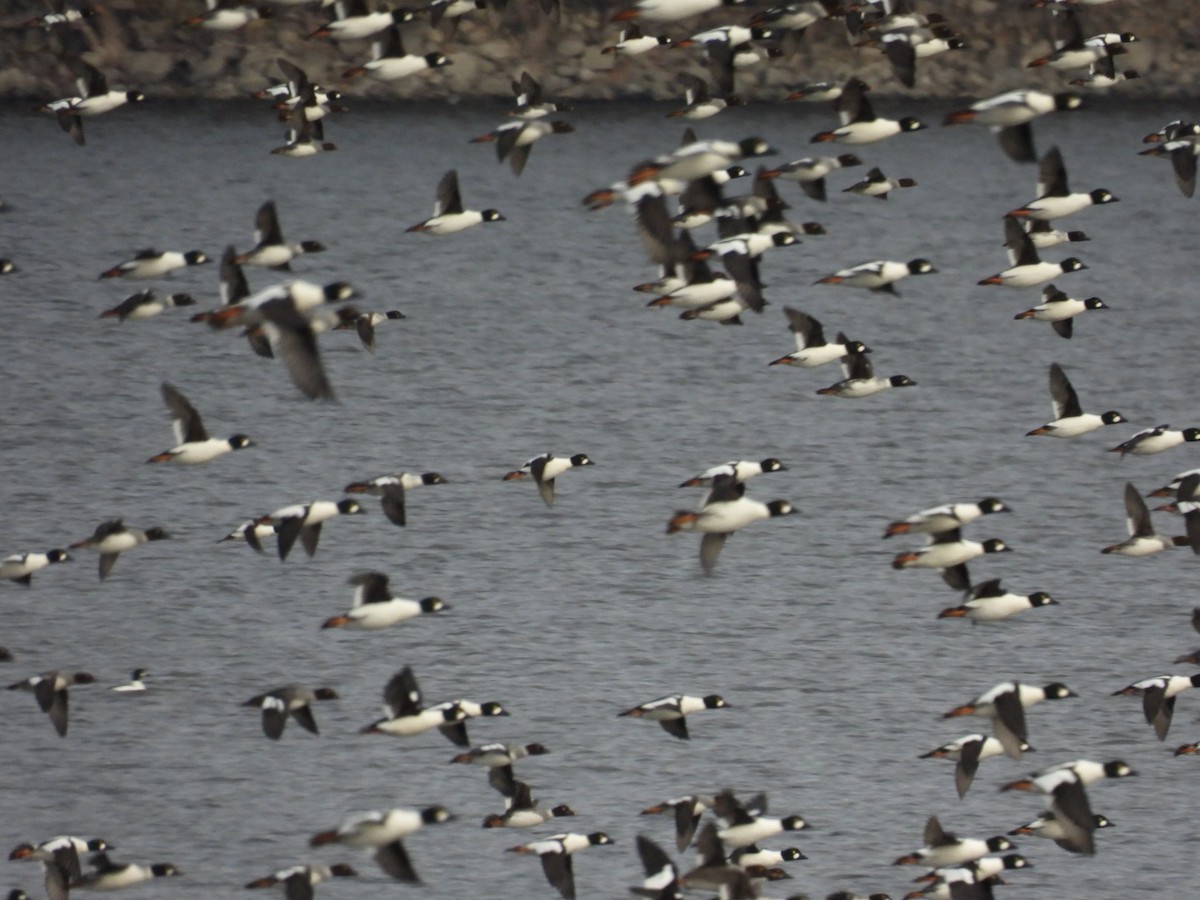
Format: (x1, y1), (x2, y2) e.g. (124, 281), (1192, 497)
(123, 51), (176, 85)
(0, 1), (1196, 101)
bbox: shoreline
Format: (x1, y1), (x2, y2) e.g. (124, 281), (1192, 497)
(2, 1), (1193, 104)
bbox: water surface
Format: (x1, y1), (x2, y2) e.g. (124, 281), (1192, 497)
(2, 98), (1198, 899)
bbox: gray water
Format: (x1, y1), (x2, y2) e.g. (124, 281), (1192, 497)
(2, 98), (1199, 899)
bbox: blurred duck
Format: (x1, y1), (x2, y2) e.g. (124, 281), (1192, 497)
(943, 89), (1081, 162)
(242, 684), (340, 739)
(941, 681), (1076, 758)
(9, 836), (111, 900)
(640, 794), (714, 850)
(1006, 146), (1118, 221)
(359, 666), (468, 743)
(1151, 473), (1200, 554)
(309, 805), (452, 882)
(768, 307), (869, 368)
(619, 693), (729, 739)
(70, 853), (181, 890)
(253, 500), (365, 561)
(509, 71), (573, 119)
(344, 25), (451, 81)
(601, 24), (673, 55)
(99, 290), (195, 322)
(182, 1), (272, 30)
(343, 471), (446, 525)
(506, 832), (613, 900)
(145, 382), (253, 465)
(1100, 483), (1188, 556)
(920, 733), (1031, 798)
(470, 120), (575, 176)
(1, 549), (71, 586)
(883, 499), (1009, 538)
(323, 572), (447, 631)
(308, 1), (414, 40)
(44, 62), (144, 146)
(978, 218), (1086, 288)
(893, 816), (1013, 867)
(1113, 673), (1200, 739)
(810, 76), (926, 144)
(502, 453), (594, 507)
(7, 670), (95, 736)
(1026, 362), (1125, 438)
(70, 520), (169, 581)
(245, 863), (357, 896)
(484, 778), (575, 829)
(667, 474), (795, 573)
(112, 669), (149, 692)
(1109, 424), (1200, 457)
(816, 349), (917, 398)
(1013, 283), (1107, 339)
(406, 169), (505, 235)
(234, 200), (325, 270)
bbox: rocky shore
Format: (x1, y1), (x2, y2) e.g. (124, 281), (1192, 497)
(1, 0), (1194, 104)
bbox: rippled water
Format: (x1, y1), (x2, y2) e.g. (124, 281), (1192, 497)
(3, 98), (1200, 899)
